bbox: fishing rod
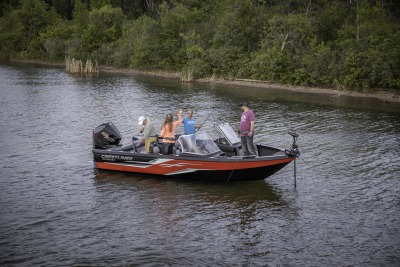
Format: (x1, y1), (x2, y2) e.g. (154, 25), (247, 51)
(196, 112), (212, 132)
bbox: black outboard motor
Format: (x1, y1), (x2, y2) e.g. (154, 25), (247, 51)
(93, 122), (122, 149)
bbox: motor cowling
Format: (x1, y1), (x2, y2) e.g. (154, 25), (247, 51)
(93, 122), (122, 149)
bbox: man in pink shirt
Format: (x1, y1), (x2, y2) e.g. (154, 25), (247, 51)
(239, 101), (256, 156)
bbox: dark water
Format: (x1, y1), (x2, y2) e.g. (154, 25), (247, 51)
(0, 62), (399, 266)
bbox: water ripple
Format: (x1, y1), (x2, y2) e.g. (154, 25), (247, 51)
(0, 63), (399, 266)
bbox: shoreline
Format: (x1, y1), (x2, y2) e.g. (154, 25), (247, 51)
(5, 60), (400, 104)
(100, 66), (400, 104)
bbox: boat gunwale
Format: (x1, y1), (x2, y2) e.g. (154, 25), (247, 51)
(92, 146), (292, 163)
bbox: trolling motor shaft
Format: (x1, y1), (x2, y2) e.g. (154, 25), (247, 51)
(286, 132), (300, 188)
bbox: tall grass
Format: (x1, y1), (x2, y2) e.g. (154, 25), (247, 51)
(65, 57), (98, 74)
(181, 64), (194, 82)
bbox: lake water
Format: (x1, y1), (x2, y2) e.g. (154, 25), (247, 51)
(0, 62), (399, 266)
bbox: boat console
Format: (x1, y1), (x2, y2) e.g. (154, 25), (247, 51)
(214, 123), (242, 156)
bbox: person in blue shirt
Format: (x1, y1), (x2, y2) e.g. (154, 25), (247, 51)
(182, 109), (198, 134)
(182, 109), (199, 152)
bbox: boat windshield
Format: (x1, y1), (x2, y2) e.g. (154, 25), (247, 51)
(217, 123), (241, 146)
(178, 132), (222, 156)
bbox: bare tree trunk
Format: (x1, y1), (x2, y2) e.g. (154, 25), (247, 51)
(281, 33), (289, 51)
(350, 0), (360, 41)
(356, 0), (360, 41)
(306, 0), (312, 16)
(144, 0), (157, 14)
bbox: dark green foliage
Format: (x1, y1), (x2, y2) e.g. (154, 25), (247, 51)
(125, 16), (162, 69)
(0, 0), (399, 91)
(0, 0), (59, 59)
(44, 0), (73, 20)
(0, 0), (21, 17)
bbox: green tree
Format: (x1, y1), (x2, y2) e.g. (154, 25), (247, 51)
(82, 5), (125, 56)
(72, 0), (90, 30)
(156, 1), (194, 70)
(0, 0), (399, 91)
(209, 0), (265, 77)
(0, 10), (25, 58)
(125, 16), (162, 69)
(65, 3), (125, 60)
(335, 0), (400, 90)
(91, 0), (111, 9)
(180, 30), (205, 81)
(110, 0), (145, 19)
(0, 0), (21, 17)
(44, 0), (73, 20)
(0, 0), (59, 58)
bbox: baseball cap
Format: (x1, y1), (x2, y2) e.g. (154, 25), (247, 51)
(238, 101), (249, 107)
(138, 116), (145, 125)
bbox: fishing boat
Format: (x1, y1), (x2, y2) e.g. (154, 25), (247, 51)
(92, 122), (300, 182)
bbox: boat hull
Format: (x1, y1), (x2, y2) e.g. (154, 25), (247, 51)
(93, 150), (293, 182)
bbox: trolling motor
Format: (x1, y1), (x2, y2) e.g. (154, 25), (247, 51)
(287, 132), (300, 157)
(285, 132), (300, 188)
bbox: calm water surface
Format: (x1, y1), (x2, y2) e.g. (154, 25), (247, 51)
(0, 62), (399, 266)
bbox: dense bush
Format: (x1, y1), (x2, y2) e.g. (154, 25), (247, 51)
(0, 0), (399, 91)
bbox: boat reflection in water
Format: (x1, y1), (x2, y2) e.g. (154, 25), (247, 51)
(94, 168), (285, 211)
(92, 122), (300, 182)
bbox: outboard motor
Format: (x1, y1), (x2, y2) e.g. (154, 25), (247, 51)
(93, 122), (122, 149)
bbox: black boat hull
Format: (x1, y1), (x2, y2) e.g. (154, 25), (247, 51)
(93, 149), (293, 182)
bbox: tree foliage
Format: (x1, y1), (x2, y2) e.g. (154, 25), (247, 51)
(0, 0), (399, 91)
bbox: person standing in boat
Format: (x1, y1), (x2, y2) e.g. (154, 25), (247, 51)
(182, 109), (197, 135)
(136, 116), (157, 153)
(239, 101), (256, 156)
(161, 110), (183, 155)
(182, 109), (199, 152)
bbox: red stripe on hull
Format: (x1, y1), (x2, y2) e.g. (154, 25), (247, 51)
(95, 157), (293, 176)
